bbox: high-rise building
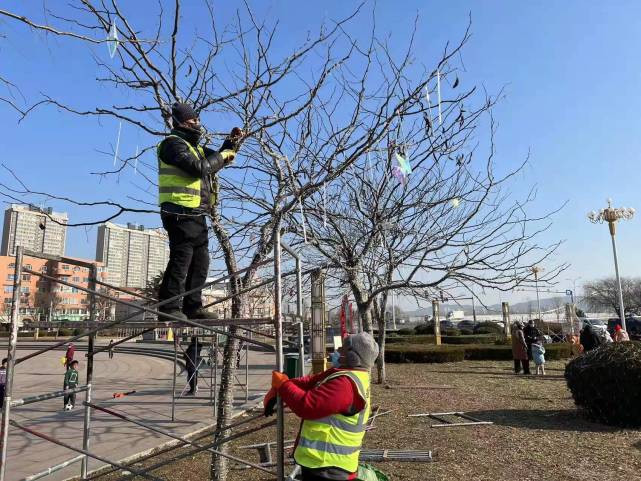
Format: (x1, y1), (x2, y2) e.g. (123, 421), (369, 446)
(96, 222), (169, 288)
(1, 204), (68, 257)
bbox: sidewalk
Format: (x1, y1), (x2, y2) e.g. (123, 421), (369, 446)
(3, 346), (274, 481)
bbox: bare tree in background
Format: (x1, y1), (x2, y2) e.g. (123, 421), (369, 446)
(0, 2), (459, 477)
(292, 35), (567, 383)
(583, 277), (641, 317)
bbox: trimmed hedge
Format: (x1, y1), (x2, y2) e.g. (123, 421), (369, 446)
(414, 323), (434, 335)
(474, 321), (504, 335)
(386, 335), (434, 345)
(385, 342), (575, 363)
(442, 334), (497, 345)
(396, 328), (415, 336)
(385, 344), (465, 363)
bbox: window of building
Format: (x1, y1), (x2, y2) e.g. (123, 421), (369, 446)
(62, 265), (70, 270)
(41, 266), (48, 273)
(73, 266), (81, 272)
(71, 288), (79, 293)
(4, 286), (13, 293)
(72, 277), (80, 283)
(8, 263), (15, 269)
(22, 274), (31, 281)
(6, 274), (15, 281)
(25, 264), (32, 270)
(4, 298), (12, 304)
(20, 287), (29, 294)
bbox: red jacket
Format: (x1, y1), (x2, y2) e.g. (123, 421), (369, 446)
(278, 368), (366, 480)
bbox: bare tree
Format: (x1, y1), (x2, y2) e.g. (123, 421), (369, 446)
(290, 29), (567, 383)
(0, 2), (450, 477)
(583, 277), (641, 317)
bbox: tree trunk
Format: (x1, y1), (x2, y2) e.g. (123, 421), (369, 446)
(373, 293), (387, 385)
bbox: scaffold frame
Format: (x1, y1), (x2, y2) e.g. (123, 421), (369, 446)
(0, 237), (308, 481)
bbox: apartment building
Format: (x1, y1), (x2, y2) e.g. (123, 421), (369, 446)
(1, 204), (68, 256)
(0, 255), (105, 323)
(96, 222), (169, 289)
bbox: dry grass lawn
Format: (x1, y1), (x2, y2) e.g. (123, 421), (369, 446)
(91, 361), (641, 481)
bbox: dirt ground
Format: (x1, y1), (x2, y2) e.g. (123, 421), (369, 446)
(91, 361), (641, 481)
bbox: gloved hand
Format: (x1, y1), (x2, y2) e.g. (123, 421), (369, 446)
(220, 127), (244, 154)
(272, 370), (289, 390)
(263, 387), (277, 417)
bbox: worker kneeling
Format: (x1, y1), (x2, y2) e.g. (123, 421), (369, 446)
(264, 332), (379, 481)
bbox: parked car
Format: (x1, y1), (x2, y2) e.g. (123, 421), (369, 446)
(582, 318), (607, 333)
(440, 320), (456, 330)
(607, 317), (641, 340)
(457, 320), (479, 331)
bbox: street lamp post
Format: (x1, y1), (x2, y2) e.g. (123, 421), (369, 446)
(588, 199), (635, 331)
(531, 266), (543, 322)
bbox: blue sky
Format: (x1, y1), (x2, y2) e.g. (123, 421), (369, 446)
(1, 1), (640, 306)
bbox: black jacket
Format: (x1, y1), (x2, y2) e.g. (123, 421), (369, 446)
(580, 325), (602, 352)
(185, 342), (201, 368)
(159, 128), (236, 211)
(523, 324), (540, 346)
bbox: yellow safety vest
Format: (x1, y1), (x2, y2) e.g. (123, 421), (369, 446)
(157, 135), (204, 208)
(294, 369), (371, 473)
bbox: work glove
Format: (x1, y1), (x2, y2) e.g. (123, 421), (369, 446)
(263, 387), (277, 417)
(272, 370), (289, 390)
(220, 127), (244, 155)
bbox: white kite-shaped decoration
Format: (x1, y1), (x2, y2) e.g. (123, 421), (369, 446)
(107, 19), (119, 59)
(322, 183), (327, 228)
(299, 198), (308, 243)
(436, 69), (442, 125)
(113, 121), (122, 166)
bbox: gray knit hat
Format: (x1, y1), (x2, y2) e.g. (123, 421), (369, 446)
(344, 332), (379, 370)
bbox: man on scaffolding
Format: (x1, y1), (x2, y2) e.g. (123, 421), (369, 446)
(157, 102), (242, 320)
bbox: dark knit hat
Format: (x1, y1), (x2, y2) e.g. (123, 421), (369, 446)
(171, 102), (198, 124)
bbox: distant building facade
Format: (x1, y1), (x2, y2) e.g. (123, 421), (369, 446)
(0, 255), (106, 323)
(1, 204), (68, 257)
(96, 222), (169, 288)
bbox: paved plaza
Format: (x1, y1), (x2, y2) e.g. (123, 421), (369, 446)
(2, 343), (274, 481)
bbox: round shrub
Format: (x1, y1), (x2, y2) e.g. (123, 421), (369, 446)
(474, 321), (504, 335)
(565, 342), (641, 427)
(459, 328), (474, 336)
(443, 328), (461, 336)
(415, 323), (434, 335)
(385, 345), (465, 363)
(397, 328), (415, 336)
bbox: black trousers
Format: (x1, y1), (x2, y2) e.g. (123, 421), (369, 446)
(158, 212), (209, 313)
(0, 385), (4, 408)
(300, 467), (351, 480)
(186, 366), (198, 393)
(514, 359), (530, 375)
(64, 390), (76, 408)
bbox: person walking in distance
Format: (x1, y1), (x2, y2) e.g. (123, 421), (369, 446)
(108, 339), (115, 359)
(0, 358), (7, 409)
(511, 322), (530, 375)
(263, 332), (379, 481)
(64, 342), (75, 370)
(184, 337), (202, 395)
(63, 360), (80, 411)
(157, 102), (242, 320)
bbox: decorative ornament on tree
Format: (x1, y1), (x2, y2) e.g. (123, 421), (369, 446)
(107, 19), (119, 59)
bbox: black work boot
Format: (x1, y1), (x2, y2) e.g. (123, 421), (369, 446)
(183, 308), (218, 320)
(159, 309), (187, 321)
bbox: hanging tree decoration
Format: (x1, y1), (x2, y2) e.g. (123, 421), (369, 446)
(299, 197), (308, 243)
(322, 182), (327, 228)
(134, 145), (139, 174)
(113, 121), (122, 166)
(436, 68), (443, 125)
(451, 197), (461, 209)
(107, 18), (120, 59)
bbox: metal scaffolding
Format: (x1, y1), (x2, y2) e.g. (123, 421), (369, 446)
(0, 239), (309, 481)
